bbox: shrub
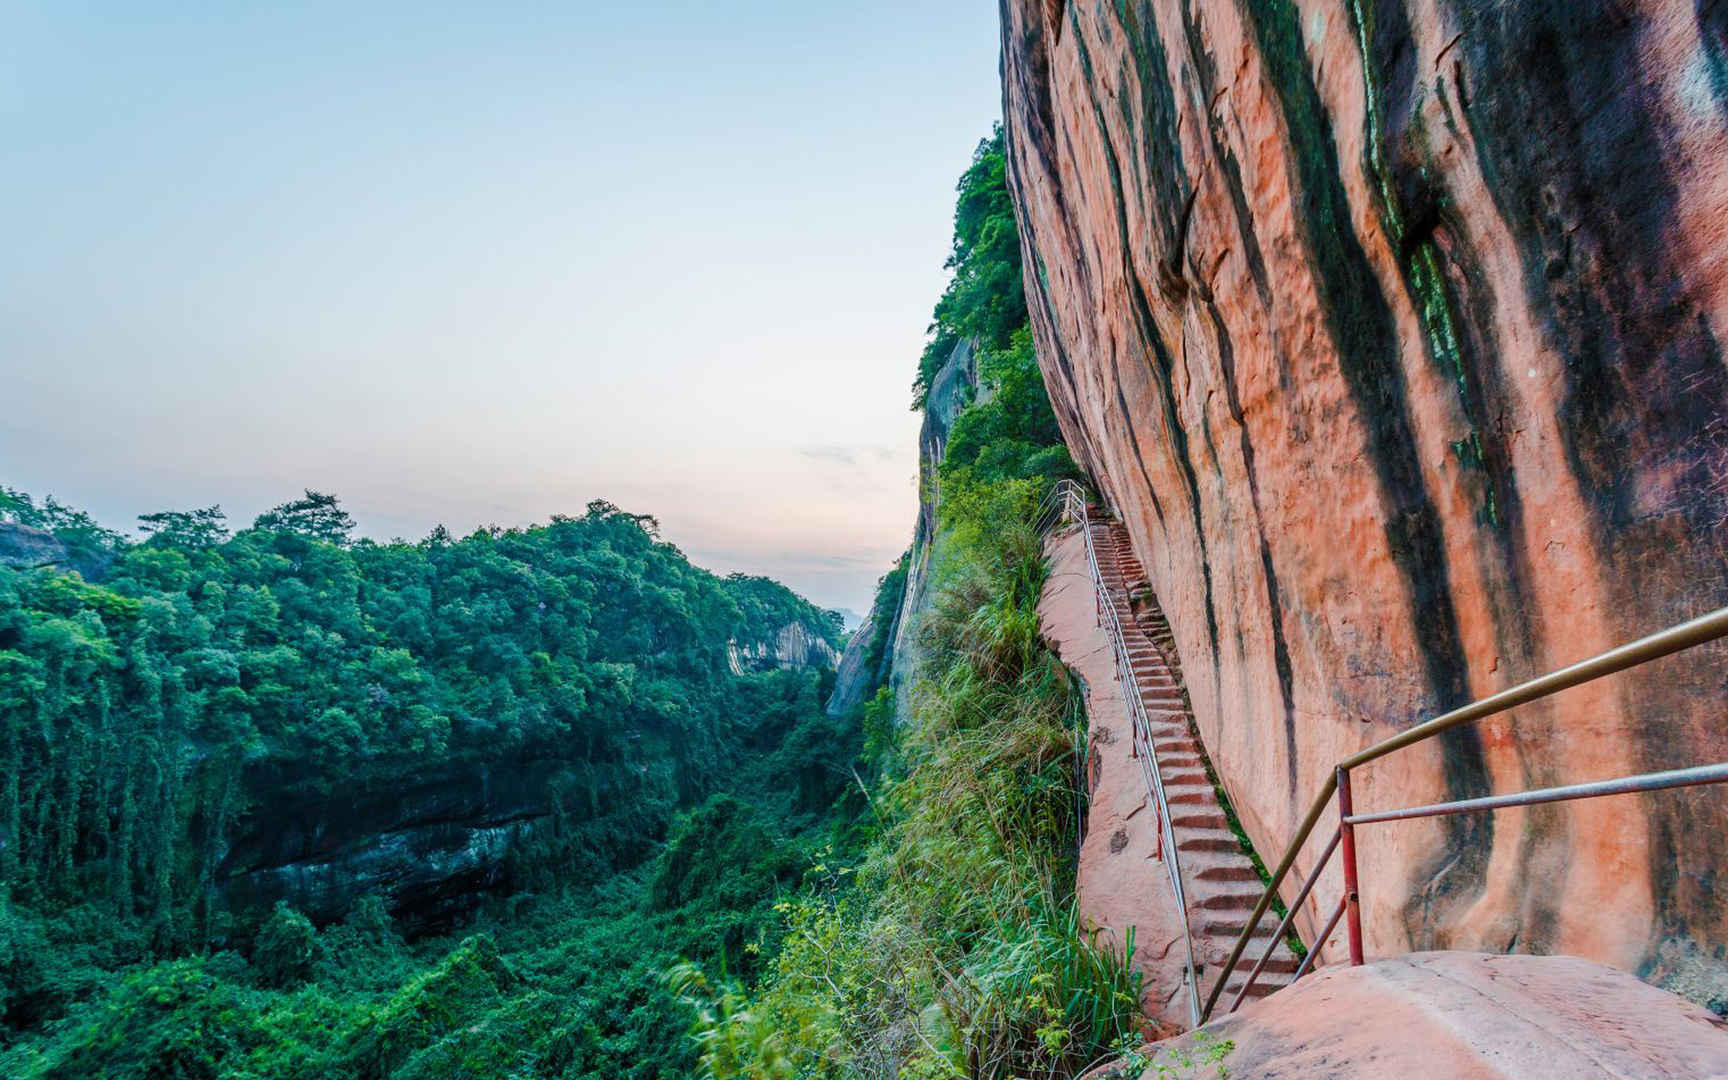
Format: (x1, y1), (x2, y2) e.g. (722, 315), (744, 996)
(253, 903), (318, 989)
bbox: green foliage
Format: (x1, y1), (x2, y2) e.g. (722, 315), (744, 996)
(1103, 1032), (1234, 1080)
(0, 489), (841, 929)
(649, 796), (802, 976)
(329, 934), (522, 1078)
(682, 124), (1134, 1079)
(0, 486), (124, 572)
(0, 116), (1103, 1080)
(137, 505), (230, 550)
(33, 958), (267, 1080)
(857, 553), (910, 697)
(942, 328), (1077, 491)
(0, 483), (859, 1078)
(253, 903), (317, 989)
(251, 489), (355, 544)
(683, 492), (1143, 1078)
(913, 127), (1027, 408)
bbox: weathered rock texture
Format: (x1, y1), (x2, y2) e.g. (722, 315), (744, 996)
(825, 607), (883, 716)
(218, 759), (578, 931)
(1001, 0), (1728, 999)
(0, 524), (65, 570)
(727, 621), (840, 675)
(0, 522), (111, 579)
(885, 338), (980, 717)
(1125, 952), (1728, 1079)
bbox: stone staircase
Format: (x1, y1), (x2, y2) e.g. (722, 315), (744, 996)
(1089, 518), (1297, 1008)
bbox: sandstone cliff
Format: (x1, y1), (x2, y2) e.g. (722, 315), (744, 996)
(885, 338), (982, 717)
(1000, 0), (1728, 1000)
(827, 338), (980, 719)
(727, 621), (841, 675)
(0, 524), (66, 571)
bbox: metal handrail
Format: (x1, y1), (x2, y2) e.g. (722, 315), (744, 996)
(1200, 604), (1728, 1021)
(1040, 481), (1203, 1027)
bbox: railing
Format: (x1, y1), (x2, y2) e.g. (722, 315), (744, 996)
(1200, 604), (1728, 1022)
(1037, 480), (1203, 1027)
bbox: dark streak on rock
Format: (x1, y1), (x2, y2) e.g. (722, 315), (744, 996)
(1073, 18), (1223, 661)
(1178, 0), (1296, 794)
(1202, 299), (1299, 793)
(1452, 0), (1728, 947)
(1239, 0), (1490, 925)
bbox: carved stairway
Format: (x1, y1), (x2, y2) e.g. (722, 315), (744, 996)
(1087, 518), (1297, 1008)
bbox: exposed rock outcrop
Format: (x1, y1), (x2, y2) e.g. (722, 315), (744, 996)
(1001, 0), (1728, 999)
(217, 759), (575, 931)
(825, 607), (882, 716)
(727, 621), (840, 675)
(829, 337), (982, 721)
(885, 338), (980, 717)
(1118, 952), (1728, 1079)
(0, 522), (112, 580)
(0, 523), (66, 570)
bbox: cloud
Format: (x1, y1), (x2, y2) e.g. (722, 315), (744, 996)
(689, 546), (899, 572)
(799, 445), (858, 467)
(798, 444), (904, 469)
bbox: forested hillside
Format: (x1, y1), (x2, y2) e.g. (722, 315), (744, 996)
(1, 127), (1105, 1080)
(0, 490), (854, 1077)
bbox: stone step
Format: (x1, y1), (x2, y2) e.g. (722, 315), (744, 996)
(1190, 860), (1262, 883)
(1209, 946), (1302, 976)
(1177, 833), (1243, 854)
(1200, 919), (1300, 957)
(1147, 740), (1199, 760)
(1165, 787), (1215, 805)
(1170, 809), (1227, 829)
(1195, 889), (1263, 910)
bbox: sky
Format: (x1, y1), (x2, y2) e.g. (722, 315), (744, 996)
(0, 2), (1006, 614)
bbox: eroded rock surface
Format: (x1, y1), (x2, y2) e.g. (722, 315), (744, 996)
(1001, 0), (1728, 999)
(886, 338), (980, 717)
(1123, 952), (1728, 1079)
(727, 621), (840, 675)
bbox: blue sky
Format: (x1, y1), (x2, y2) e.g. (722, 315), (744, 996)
(0, 2), (1004, 612)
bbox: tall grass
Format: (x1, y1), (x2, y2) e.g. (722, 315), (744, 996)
(678, 478), (1145, 1079)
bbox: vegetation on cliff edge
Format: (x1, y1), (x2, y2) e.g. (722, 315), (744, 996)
(675, 132), (1144, 1079)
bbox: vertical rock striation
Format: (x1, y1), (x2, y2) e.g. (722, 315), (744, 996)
(1000, 0), (1728, 1000)
(885, 339), (982, 717)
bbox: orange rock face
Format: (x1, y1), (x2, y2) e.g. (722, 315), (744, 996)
(1000, 0), (1728, 1001)
(1134, 952), (1728, 1078)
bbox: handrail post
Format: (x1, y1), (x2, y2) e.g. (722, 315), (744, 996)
(1337, 766), (1364, 966)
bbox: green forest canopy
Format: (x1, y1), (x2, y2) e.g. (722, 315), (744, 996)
(0, 121), (1096, 1079)
(0, 487), (859, 1076)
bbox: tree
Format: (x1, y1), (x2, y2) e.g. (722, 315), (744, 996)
(911, 126), (1027, 408)
(252, 490), (354, 544)
(137, 506), (229, 550)
(253, 902), (317, 988)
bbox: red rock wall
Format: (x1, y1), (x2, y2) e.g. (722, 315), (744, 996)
(1000, 0), (1728, 998)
